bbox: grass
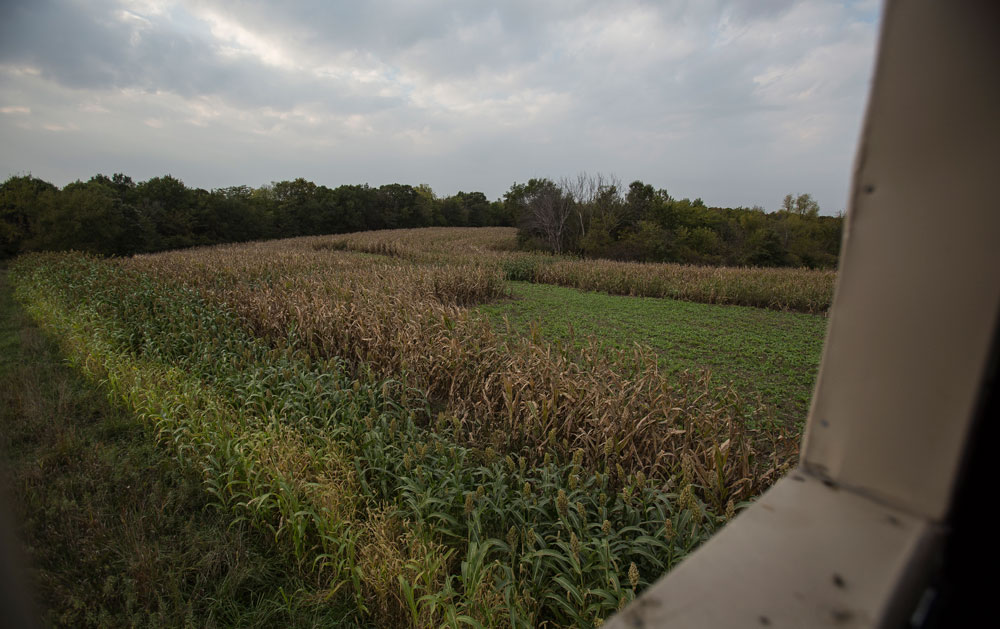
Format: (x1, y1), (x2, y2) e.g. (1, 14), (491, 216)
(125, 241), (781, 499)
(0, 270), (362, 628)
(326, 227), (837, 313)
(3, 228), (819, 627)
(7, 251), (738, 627)
(480, 282), (828, 428)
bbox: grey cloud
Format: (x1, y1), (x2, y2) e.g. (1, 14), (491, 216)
(0, 0), (404, 114)
(1, 0), (879, 213)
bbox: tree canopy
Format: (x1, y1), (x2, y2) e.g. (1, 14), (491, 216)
(1, 172), (842, 268)
(0, 174), (512, 259)
(514, 175), (842, 268)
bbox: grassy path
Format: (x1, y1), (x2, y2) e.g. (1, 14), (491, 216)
(480, 282), (828, 427)
(0, 270), (358, 628)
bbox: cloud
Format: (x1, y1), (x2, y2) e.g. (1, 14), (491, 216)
(0, 0), (879, 213)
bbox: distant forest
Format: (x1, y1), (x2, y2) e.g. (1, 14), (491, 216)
(1, 173), (842, 268)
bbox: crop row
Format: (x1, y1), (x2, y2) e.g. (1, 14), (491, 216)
(13, 251), (731, 627)
(323, 227), (836, 314)
(129, 240), (795, 506)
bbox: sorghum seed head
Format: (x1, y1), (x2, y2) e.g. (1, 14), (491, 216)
(679, 484), (695, 511)
(507, 525), (519, 549)
(602, 519), (612, 535)
(556, 489), (569, 518)
(682, 454), (695, 484)
(629, 562), (640, 589)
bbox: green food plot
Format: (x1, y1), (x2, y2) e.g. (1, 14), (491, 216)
(479, 281), (829, 427)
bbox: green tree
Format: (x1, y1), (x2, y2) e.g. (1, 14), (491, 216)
(413, 184), (443, 226)
(0, 175), (57, 257)
(451, 191), (490, 227)
(272, 178), (320, 236)
(781, 193), (820, 217)
(625, 180), (657, 226)
(29, 181), (124, 255)
(135, 175), (196, 251)
(376, 184), (420, 229)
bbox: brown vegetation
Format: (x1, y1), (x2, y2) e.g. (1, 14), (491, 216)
(129, 235), (798, 504)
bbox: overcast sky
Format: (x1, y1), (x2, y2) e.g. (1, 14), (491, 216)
(0, 0), (880, 214)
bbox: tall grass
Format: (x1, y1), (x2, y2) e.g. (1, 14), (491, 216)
(325, 227), (836, 313)
(10, 251), (758, 627)
(0, 269), (362, 627)
(129, 241), (792, 504)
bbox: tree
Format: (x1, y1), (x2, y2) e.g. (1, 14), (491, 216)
(485, 199), (513, 226)
(210, 185), (271, 242)
(29, 180), (124, 255)
(448, 191), (490, 227)
(517, 179), (574, 254)
(0, 175), (57, 257)
(413, 184), (443, 226)
(135, 175), (196, 251)
(88, 173), (152, 254)
(625, 180), (656, 226)
(781, 193), (820, 217)
(272, 178), (320, 236)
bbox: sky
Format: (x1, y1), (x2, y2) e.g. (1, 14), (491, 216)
(0, 0), (881, 214)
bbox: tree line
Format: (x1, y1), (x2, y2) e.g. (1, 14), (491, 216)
(512, 174), (843, 268)
(1, 172), (842, 268)
(0, 174), (511, 259)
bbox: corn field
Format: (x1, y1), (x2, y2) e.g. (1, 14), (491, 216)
(9, 228), (809, 627)
(324, 227), (837, 314)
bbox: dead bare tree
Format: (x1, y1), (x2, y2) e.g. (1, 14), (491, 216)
(520, 173), (623, 254)
(560, 172), (623, 243)
(522, 179), (574, 254)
